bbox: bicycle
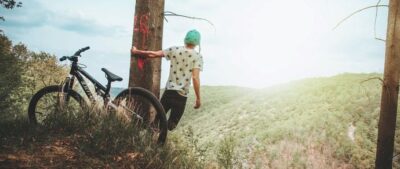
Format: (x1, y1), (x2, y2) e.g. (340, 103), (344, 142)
(27, 46), (168, 143)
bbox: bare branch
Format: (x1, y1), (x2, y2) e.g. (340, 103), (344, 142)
(375, 38), (386, 42)
(359, 76), (384, 105)
(333, 5), (389, 30)
(360, 77), (384, 84)
(374, 0), (385, 42)
(163, 11), (215, 29)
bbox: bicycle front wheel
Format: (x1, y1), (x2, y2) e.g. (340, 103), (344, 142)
(114, 87), (168, 144)
(28, 85), (86, 125)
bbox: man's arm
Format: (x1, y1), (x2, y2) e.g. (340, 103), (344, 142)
(131, 46), (164, 58)
(192, 68), (201, 109)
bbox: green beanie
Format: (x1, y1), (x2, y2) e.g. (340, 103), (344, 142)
(184, 29), (201, 46)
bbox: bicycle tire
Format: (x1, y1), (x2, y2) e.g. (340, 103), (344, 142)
(28, 85), (85, 125)
(115, 87), (168, 144)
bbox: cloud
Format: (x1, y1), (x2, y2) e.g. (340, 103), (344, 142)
(0, 0), (125, 36)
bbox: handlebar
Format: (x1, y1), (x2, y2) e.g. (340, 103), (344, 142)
(74, 46), (90, 56)
(59, 46), (90, 62)
(59, 56), (68, 61)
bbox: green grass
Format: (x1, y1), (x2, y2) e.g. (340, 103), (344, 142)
(0, 109), (210, 168)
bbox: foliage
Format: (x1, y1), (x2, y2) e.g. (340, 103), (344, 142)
(0, 0), (22, 21)
(0, 34), (22, 114)
(0, 0), (21, 9)
(0, 34), (67, 121)
(180, 126), (212, 168)
(176, 73), (392, 168)
(216, 134), (239, 169)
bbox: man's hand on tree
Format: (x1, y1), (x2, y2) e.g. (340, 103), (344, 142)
(131, 46), (138, 55)
(131, 46), (146, 58)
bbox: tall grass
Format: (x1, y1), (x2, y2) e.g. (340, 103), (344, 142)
(0, 107), (240, 168)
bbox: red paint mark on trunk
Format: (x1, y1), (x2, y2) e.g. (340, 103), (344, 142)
(139, 14), (150, 48)
(133, 13), (150, 48)
(137, 58), (145, 71)
(133, 13), (150, 72)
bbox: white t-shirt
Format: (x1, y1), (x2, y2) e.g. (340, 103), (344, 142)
(163, 46), (203, 97)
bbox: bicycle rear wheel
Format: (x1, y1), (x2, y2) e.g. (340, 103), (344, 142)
(28, 85), (86, 125)
(114, 87), (168, 144)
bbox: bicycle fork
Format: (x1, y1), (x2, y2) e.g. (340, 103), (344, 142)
(58, 77), (73, 109)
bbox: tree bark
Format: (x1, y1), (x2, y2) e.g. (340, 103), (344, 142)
(375, 0), (400, 168)
(129, 0), (165, 98)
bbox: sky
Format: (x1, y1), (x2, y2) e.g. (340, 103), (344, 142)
(0, 0), (389, 88)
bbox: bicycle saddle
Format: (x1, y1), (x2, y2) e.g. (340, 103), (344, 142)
(101, 68), (123, 82)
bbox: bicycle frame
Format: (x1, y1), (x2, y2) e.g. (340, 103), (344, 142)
(68, 61), (109, 103)
(62, 60), (143, 120)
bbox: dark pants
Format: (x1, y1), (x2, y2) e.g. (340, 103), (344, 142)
(160, 90), (187, 131)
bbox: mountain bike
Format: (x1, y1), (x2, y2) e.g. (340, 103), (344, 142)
(27, 46), (168, 143)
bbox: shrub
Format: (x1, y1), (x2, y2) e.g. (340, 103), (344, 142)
(217, 134), (240, 169)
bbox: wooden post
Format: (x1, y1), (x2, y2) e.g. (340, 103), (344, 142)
(375, 0), (400, 168)
(129, 0), (165, 98)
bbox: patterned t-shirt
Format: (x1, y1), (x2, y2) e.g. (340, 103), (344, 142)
(163, 46), (203, 97)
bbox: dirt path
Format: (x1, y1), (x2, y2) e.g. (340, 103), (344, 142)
(1, 137), (91, 168)
(0, 136), (141, 169)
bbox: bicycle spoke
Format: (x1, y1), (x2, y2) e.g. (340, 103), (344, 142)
(31, 88), (84, 124)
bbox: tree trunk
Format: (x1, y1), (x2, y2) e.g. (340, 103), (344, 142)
(129, 0), (165, 98)
(375, 0), (400, 168)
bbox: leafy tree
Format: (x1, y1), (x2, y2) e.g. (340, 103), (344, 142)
(0, 34), (22, 117)
(0, 0), (22, 21)
(0, 0), (21, 8)
(0, 34), (67, 120)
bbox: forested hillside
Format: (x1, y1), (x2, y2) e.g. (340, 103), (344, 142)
(174, 73), (399, 168)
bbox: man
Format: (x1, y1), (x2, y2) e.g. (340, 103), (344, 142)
(131, 29), (203, 131)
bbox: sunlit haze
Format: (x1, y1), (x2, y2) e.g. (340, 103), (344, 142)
(1, 0), (388, 88)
